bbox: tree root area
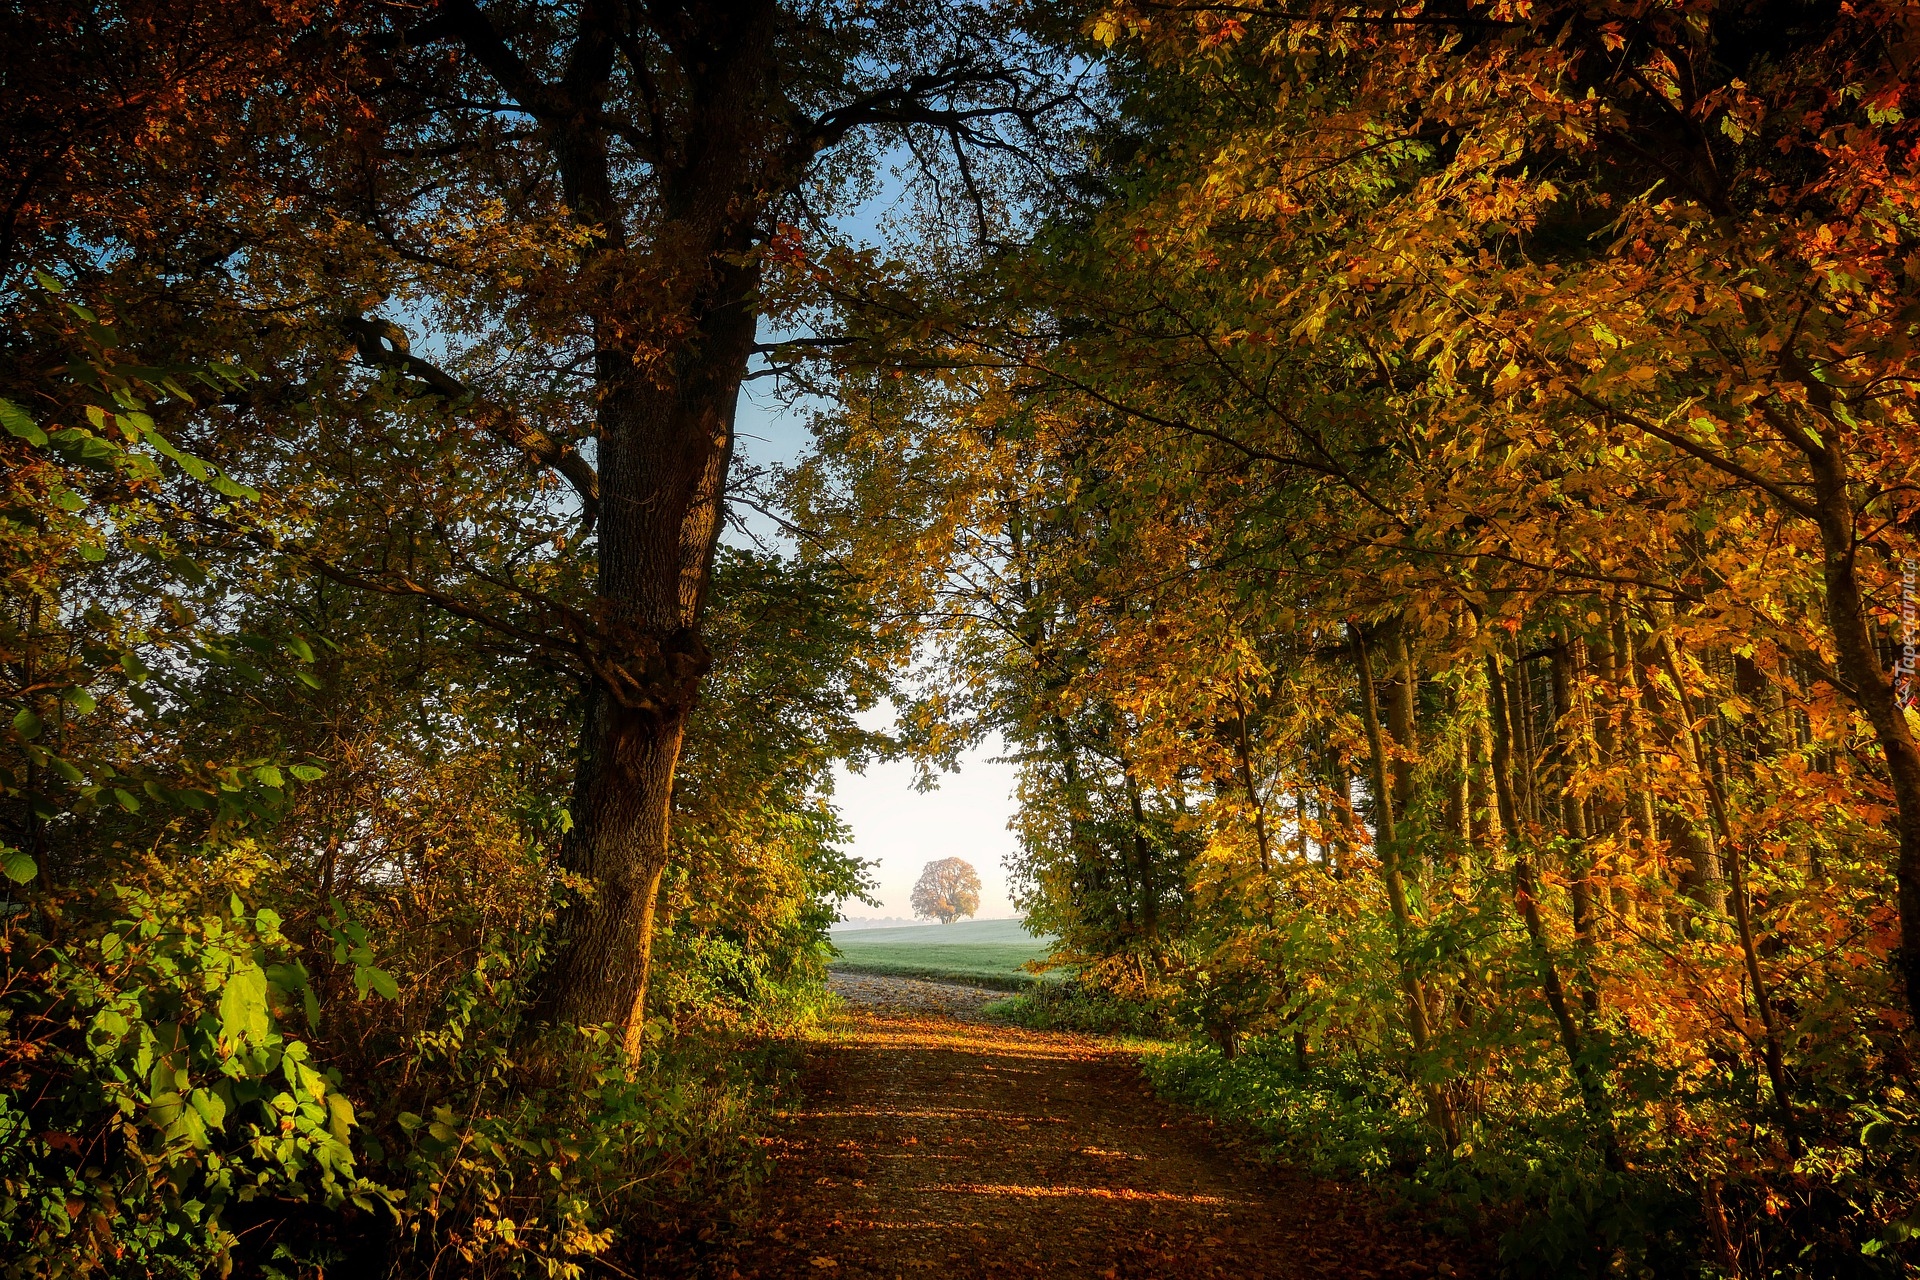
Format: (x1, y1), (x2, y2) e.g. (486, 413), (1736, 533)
(711, 976), (1473, 1279)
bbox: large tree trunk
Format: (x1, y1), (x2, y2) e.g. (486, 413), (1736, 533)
(530, 288), (753, 1050)
(522, 0), (771, 1046)
(529, 353), (745, 1047)
(539, 695), (685, 1052)
(1807, 437), (1920, 1019)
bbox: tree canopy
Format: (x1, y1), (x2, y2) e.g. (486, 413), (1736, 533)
(6, 0), (1920, 1275)
(911, 857), (983, 924)
(788, 0), (1920, 1270)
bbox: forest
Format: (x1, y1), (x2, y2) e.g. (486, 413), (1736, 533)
(3, 0), (1919, 1276)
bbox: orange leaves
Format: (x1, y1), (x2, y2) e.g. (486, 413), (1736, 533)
(1195, 17), (1246, 51)
(795, 8), (1920, 1263)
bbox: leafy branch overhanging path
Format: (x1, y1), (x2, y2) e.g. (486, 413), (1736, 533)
(717, 975), (1471, 1279)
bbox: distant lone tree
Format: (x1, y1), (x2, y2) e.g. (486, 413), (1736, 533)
(911, 858), (982, 925)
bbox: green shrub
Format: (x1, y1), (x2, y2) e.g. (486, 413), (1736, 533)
(1142, 1039), (1699, 1278)
(1140, 1037), (1920, 1279)
(0, 858), (392, 1278)
(0, 850), (809, 1280)
(986, 981), (1176, 1038)
(375, 916), (807, 1280)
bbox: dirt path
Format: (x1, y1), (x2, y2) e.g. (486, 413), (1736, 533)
(712, 974), (1473, 1280)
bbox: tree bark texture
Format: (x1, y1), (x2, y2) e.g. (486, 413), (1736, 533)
(1806, 437), (1920, 1018)
(495, 0), (779, 1049)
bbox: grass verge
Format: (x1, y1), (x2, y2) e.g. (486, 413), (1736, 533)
(985, 983), (1176, 1037)
(827, 961), (1054, 992)
(827, 919), (1056, 989)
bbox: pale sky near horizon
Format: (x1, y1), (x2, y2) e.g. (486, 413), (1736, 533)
(729, 349), (1023, 923)
(828, 732), (1022, 920)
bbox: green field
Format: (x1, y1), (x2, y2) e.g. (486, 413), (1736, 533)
(828, 918), (1059, 989)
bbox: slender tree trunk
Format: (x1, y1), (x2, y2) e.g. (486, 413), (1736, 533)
(1234, 692), (1272, 870)
(1513, 657), (1541, 827)
(1447, 686), (1471, 848)
(22, 597), (43, 870)
(1660, 639), (1798, 1149)
(1296, 786), (1314, 863)
(1488, 648), (1622, 1169)
(1388, 623), (1420, 824)
(1551, 638), (1600, 1015)
(1638, 622), (1727, 919)
(1124, 766), (1162, 965)
(1612, 605), (1662, 850)
(1324, 742), (1353, 877)
(1471, 707), (1500, 847)
(1590, 622), (1634, 928)
(1356, 627), (1458, 1147)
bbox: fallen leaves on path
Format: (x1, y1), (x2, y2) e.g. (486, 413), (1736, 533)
(708, 974), (1479, 1279)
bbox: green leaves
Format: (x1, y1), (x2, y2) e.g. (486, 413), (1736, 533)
(0, 395), (49, 446)
(353, 965), (400, 1001)
(7, 870), (395, 1276)
(210, 471), (258, 501)
(218, 962), (271, 1048)
(189, 1085), (228, 1131)
(323, 909), (399, 1002)
(2, 847), (37, 884)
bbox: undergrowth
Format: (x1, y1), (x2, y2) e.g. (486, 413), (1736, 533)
(1141, 1036), (1920, 1280)
(985, 982), (1176, 1038)
(0, 849), (826, 1279)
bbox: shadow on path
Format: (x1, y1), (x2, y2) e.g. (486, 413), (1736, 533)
(713, 975), (1473, 1279)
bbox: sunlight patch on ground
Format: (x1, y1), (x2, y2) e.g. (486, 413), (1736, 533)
(794, 1108), (1068, 1123)
(922, 1183), (1246, 1206)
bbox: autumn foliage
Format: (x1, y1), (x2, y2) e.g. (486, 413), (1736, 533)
(789, 0), (1920, 1272)
(911, 857), (983, 925)
(10, 0), (1920, 1275)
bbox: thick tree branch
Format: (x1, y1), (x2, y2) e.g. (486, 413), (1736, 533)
(801, 64), (1036, 154)
(422, 0), (560, 119)
(339, 315), (601, 518)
